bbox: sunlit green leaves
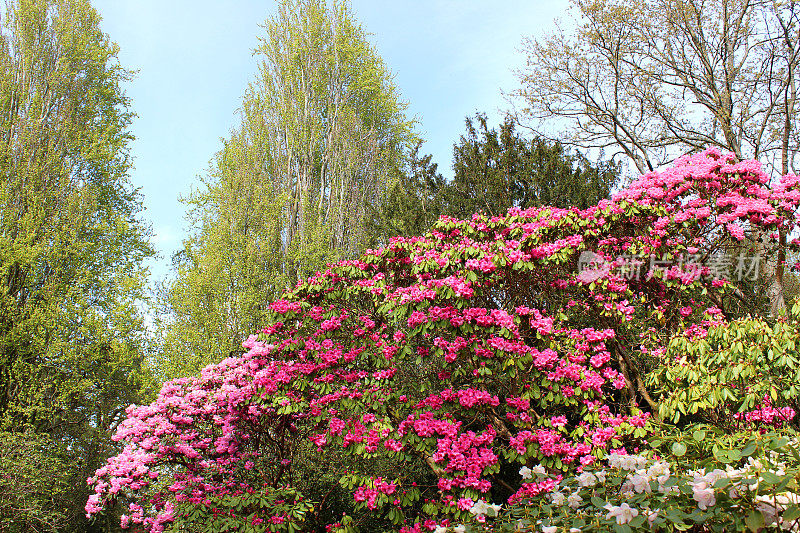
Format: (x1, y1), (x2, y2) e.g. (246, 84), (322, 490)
(650, 312), (800, 428)
(0, 0), (154, 529)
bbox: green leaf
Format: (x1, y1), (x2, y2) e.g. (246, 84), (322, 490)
(671, 441), (687, 456)
(591, 496), (606, 508)
(783, 505), (800, 522)
(745, 511), (765, 532)
(628, 514), (646, 528)
(741, 442), (757, 457)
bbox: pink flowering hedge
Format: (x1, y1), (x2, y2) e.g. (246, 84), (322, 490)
(86, 150), (800, 532)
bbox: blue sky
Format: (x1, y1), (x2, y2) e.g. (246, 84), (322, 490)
(92, 0), (570, 281)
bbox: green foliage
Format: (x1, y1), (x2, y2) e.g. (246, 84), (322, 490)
(649, 306), (800, 428)
(440, 114), (620, 219)
(0, 432), (75, 532)
(156, 0), (415, 379)
(367, 141), (446, 242)
(0, 0), (154, 530)
(368, 115), (621, 245)
(172, 486), (314, 533)
(499, 429), (800, 532)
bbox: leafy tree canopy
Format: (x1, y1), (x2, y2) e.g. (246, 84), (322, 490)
(155, 0), (415, 380)
(441, 114), (621, 219)
(0, 0), (154, 530)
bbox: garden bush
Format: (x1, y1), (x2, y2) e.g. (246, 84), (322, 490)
(86, 149), (800, 531)
(499, 430), (800, 532)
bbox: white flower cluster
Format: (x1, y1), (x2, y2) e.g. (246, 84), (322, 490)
(469, 499), (502, 518)
(433, 526), (465, 533)
(540, 526), (581, 533)
(511, 443), (800, 533)
(549, 488), (584, 510)
(617, 456), (672, 497)
(607, 453), (648, 471)
(686, 468), (727, 510)
(431, 499), (501, 532)
(608, 451), (800, 530)
(603, 454), (668, 525)
(519, 464), (546, 479)
(603, 502), (644, 526)
(715, 453), (800, 531)
(756, 492), (800, 531)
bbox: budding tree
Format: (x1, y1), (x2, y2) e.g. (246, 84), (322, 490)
(514, 0), (800, 314)
(515, 0), (800, 175)
(157, 0), (414, 378)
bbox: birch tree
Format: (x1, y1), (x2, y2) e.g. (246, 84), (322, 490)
(515, 0), (800, 175)
(158, 0), (414, 377)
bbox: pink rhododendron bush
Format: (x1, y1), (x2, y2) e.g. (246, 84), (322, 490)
(87, 150), (800, 532)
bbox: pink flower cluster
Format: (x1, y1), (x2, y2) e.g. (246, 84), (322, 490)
(734, 396), (796, 428)
(353, 477), (397, 509)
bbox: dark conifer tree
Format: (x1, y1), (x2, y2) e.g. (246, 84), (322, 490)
(442, 114), (621, 218)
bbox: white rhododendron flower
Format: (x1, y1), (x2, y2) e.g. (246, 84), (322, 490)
(645, 508), (659, 528)
(567, 492), (583, 509)
(468, 499), (501, 518)
(576, 471), (597, 487)
(531, 464), (547, 476)
(469, 499), (490, 516)
(607, 454), (623, 469)
(647, 460), (670, 480)
(629, 472), (652, 493)
(513, 446), (800, 532)
(608, 453), (647, 471)
(453, 526), (465, 533)
(756, 492), (800, 530)
(692, 483), (716, 510)
(550, 491), (566, 506)
(688, 469), (724, 510)
(605, 503), (639, 525)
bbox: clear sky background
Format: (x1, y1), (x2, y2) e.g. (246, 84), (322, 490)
(92, 0), (571, 282)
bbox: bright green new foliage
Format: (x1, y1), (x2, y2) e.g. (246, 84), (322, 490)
(0, 0), (154, 530)
(157, 0), (414, 378)
(651, 305), (800, 428)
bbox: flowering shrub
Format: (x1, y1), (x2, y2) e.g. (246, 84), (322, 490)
(494, 430), (800, 532)
(650, 310), (800, 428)
(86, 150), (800, 531)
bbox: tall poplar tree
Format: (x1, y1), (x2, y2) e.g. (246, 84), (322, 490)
(0, 0), (154, 530)
(157, 0), (414, 378)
